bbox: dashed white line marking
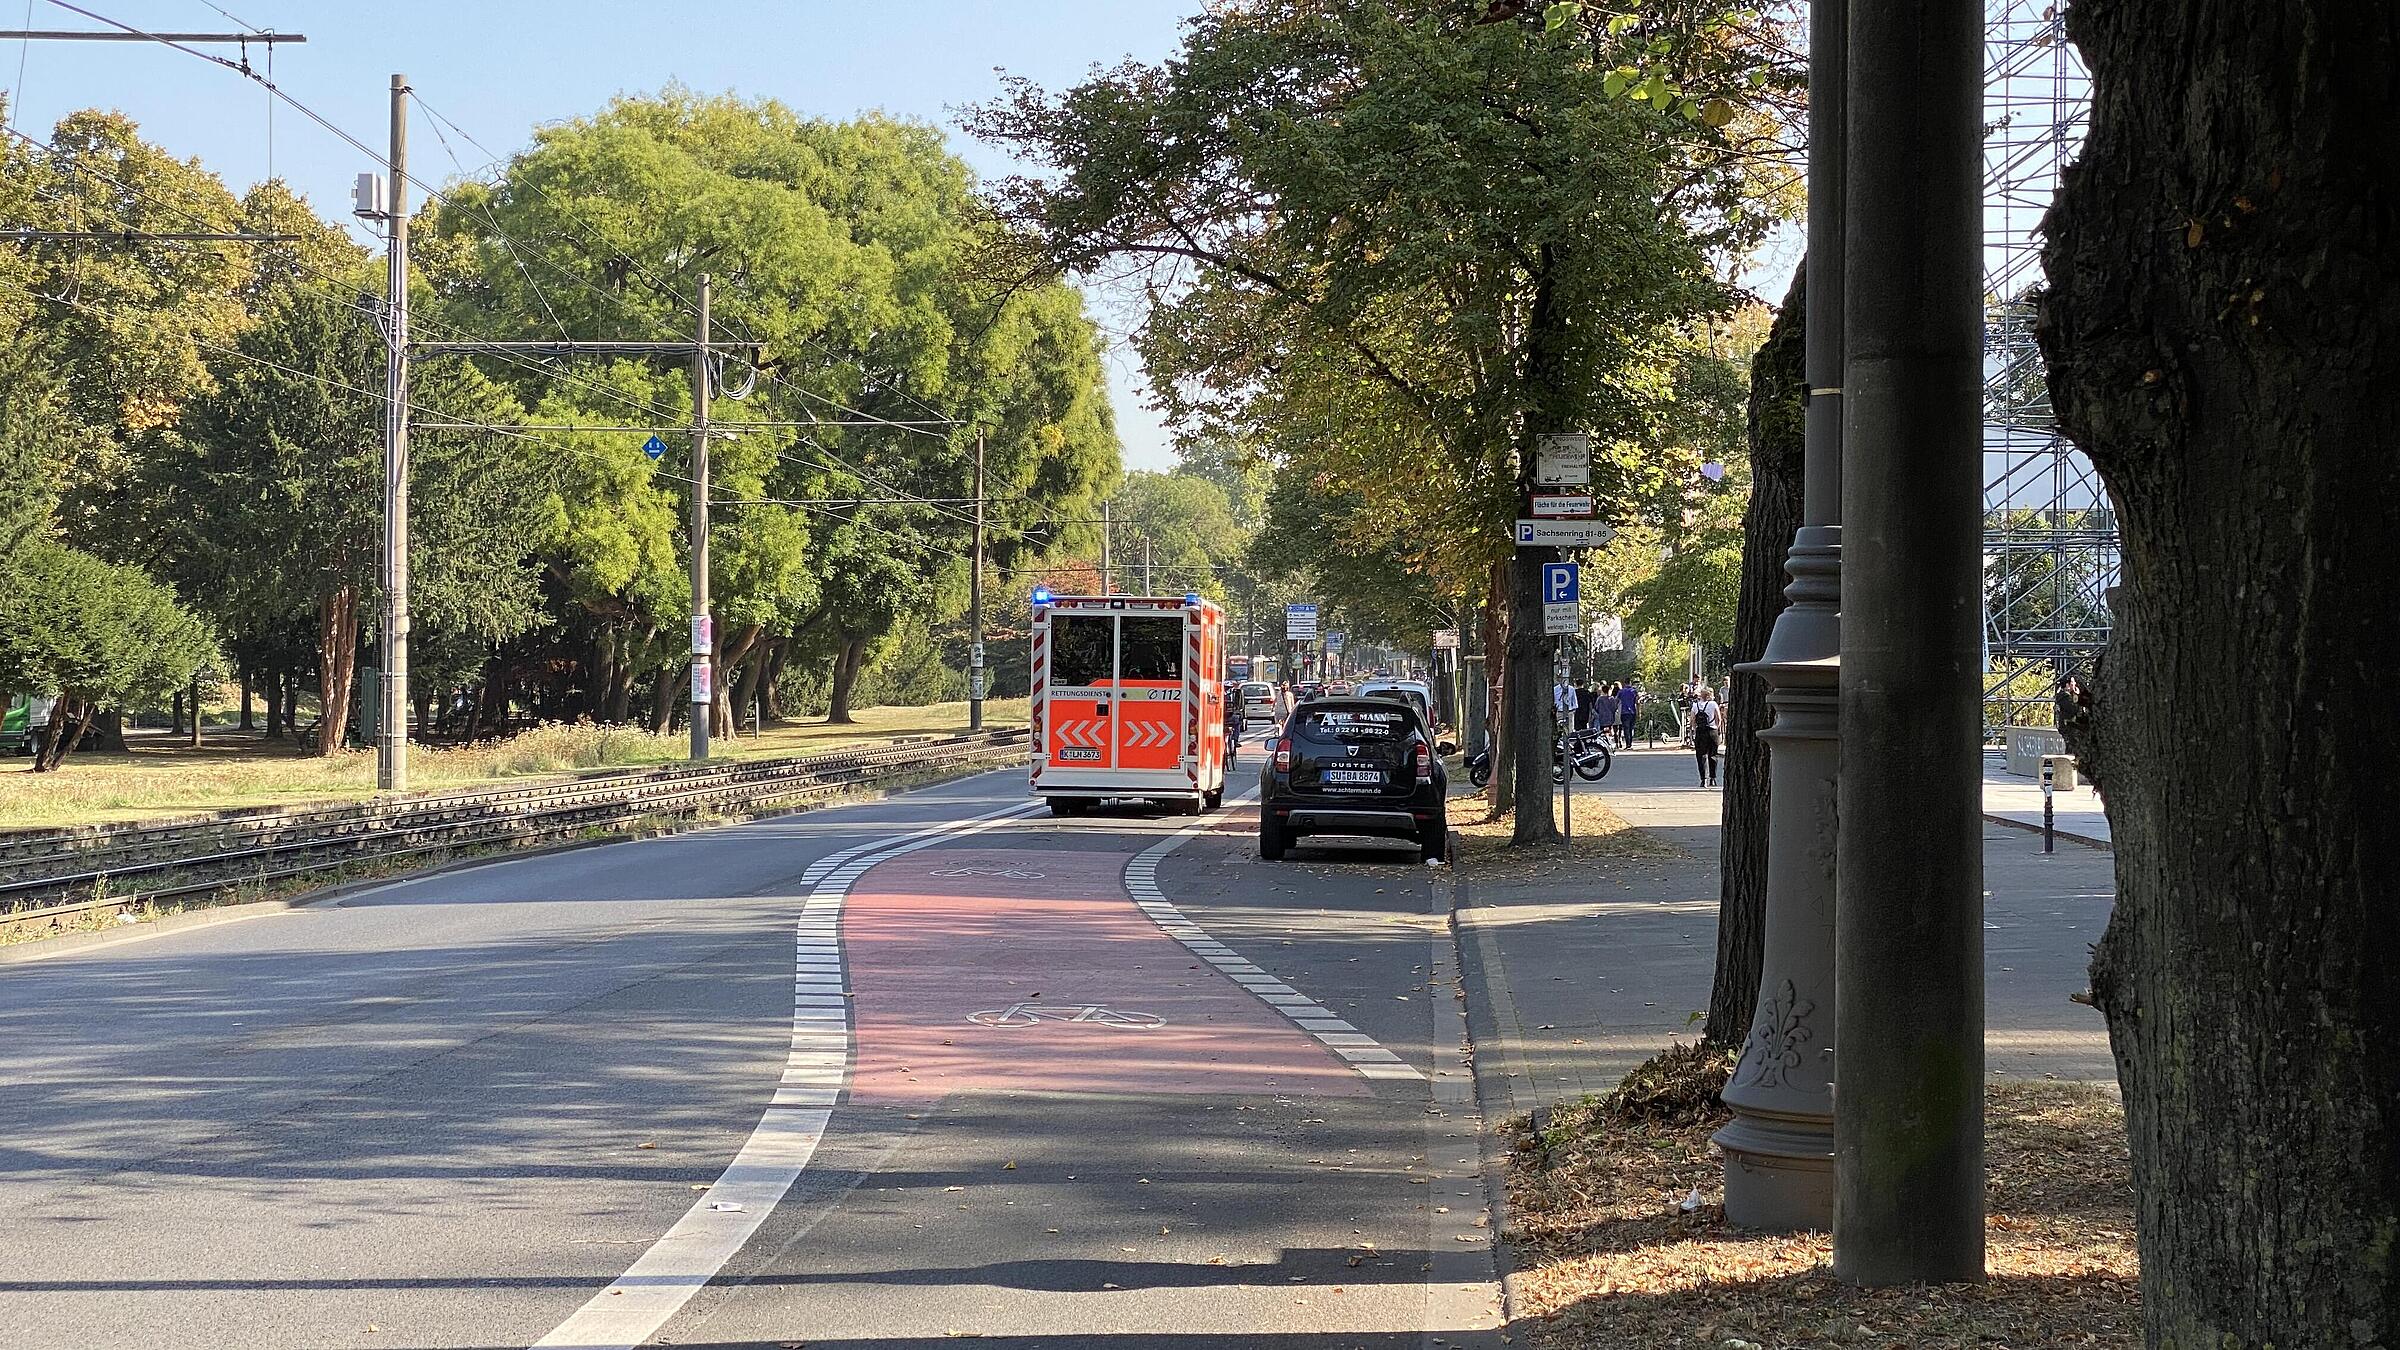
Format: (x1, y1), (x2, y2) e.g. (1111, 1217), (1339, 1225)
(1122, 794), (1427, 1084)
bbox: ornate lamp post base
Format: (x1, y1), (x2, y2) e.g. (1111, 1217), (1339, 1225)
(1714, 525), (1840, 1232)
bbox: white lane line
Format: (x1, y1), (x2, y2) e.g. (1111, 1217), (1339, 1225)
(798, 801), (1042, 887)
(531, 805), (1038, 1350)
(1122, 793), (1427, 1084)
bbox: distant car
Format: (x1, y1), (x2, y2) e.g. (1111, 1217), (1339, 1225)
(1354, 678), (1435, 732)
(1258, 698), (1449, 863)
(1236, 680), (1279, 730)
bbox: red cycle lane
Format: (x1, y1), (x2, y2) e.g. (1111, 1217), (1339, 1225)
(841, 841), (1370, 1103)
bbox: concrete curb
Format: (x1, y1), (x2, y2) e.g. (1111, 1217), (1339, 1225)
(1443, 863), (1536, 1326)
(1983, 810), (2112, 851)
(0, 752), (1019, 970)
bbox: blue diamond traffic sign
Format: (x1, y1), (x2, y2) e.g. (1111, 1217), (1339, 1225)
(642, 434), (667, 460)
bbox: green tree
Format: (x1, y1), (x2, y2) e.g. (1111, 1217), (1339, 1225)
(167, 289), (545, 754)
(1110, 470), (1244, 598)
(426, 94), (1119, 733)
(0, 539), (216, 770)
(970, 0), (1792, 838)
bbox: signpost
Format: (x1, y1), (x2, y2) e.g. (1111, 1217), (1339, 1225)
(1516, 519), (1618, 548)
(1284, 603), (1320, 641)
(1541, 561), (1581, 637)
(1534, 432), (1592, 487)
(1432, 629), (1460, 650)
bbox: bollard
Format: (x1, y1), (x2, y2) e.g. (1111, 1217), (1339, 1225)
(2040, 758), (2055, 854)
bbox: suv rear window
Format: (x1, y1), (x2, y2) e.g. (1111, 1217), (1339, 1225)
(1292, 706), (1411, 742)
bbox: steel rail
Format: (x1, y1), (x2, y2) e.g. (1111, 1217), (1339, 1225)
(1, 732), (1025, 932)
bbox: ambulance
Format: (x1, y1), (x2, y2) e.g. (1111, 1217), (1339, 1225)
(1027, 590), (1229, 816)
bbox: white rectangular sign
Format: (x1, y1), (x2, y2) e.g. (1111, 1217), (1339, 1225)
(690, 660), (711, 703)
(690, 614), (712, 655)
(1534, 432), (1592, 487)
(1532, 492), (1594, 518)
(1515, 519), (1617, 548)
(1543, 602), (1580, 636)
(1431, 629), (1460, 650)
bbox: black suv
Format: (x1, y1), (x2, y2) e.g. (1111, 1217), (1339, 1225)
(1258, 698), (1449, 862)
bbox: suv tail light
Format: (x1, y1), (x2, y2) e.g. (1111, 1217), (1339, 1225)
(1272, 736), (1293, 772)
(1414, 742), (1432, 782)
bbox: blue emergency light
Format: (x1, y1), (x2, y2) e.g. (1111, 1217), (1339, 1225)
(1184, 591), (1201, 608)
(1030, 585), (1054, 607)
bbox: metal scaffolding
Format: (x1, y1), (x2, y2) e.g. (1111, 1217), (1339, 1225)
(1982, 1), (2114, 729)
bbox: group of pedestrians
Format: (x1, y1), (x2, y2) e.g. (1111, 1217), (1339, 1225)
(1537, 673), (1725, 789)
(1551, 676), (1644, 749)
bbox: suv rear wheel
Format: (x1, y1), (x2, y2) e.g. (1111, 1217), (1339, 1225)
(1258, 812), (1289, 860)
(1418, 815), (1449, 863)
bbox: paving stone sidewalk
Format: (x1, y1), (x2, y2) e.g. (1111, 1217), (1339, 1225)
(1452, 745), (2119, 1119)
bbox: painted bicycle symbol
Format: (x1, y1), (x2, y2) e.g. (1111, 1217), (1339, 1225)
(928, 866), (1049, 880)
(966, 1003), (1166, 1031)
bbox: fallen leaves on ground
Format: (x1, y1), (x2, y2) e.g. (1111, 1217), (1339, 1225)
(1506, 1047), (2139, 1348)
(1453, 794), (1683, 882)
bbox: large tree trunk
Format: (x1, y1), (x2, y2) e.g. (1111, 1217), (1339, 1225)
(315, 585), (359, 756)
(650, 666), (685, 733)
(2038, 3), (2399, 1343)
(1505, 252), (1570, 846)
(239, 664), (255, 732)
(729, 627), (774, 734)
(1504, 541), (1558, 842)
(1706, 262), (1808, 1053)
(713, 622), (759, 738)
(758, 636), (792, 724)
(30, 696), (82, 772)
(827, 635), (867, 724)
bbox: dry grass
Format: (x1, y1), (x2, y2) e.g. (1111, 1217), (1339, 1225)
(1507, 1046), (2140, 1349)
(0, 698), (1029, 829)
(1452, 789), (1685, 882)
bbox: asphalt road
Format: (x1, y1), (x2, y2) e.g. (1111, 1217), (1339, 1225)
(0, 764), (1502, 1349)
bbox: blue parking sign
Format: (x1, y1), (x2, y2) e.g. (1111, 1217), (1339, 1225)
(1541, 561), (1579, 605)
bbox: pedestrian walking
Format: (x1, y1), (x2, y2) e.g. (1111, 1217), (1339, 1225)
(1691, 685), (1722, 787)
(1576, 680), (1600, 733)
(1616, 680), (1640, 749)
(1674, 680), (1696, 744)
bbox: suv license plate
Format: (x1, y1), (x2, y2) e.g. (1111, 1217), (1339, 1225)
(1322, 767), (1384, 786)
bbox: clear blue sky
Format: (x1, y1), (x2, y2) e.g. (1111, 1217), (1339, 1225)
(2, 0), (1201, 469)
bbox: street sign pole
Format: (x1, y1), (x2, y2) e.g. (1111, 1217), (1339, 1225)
(970, 428), (986, 731)
(378, 73), (411, 792)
